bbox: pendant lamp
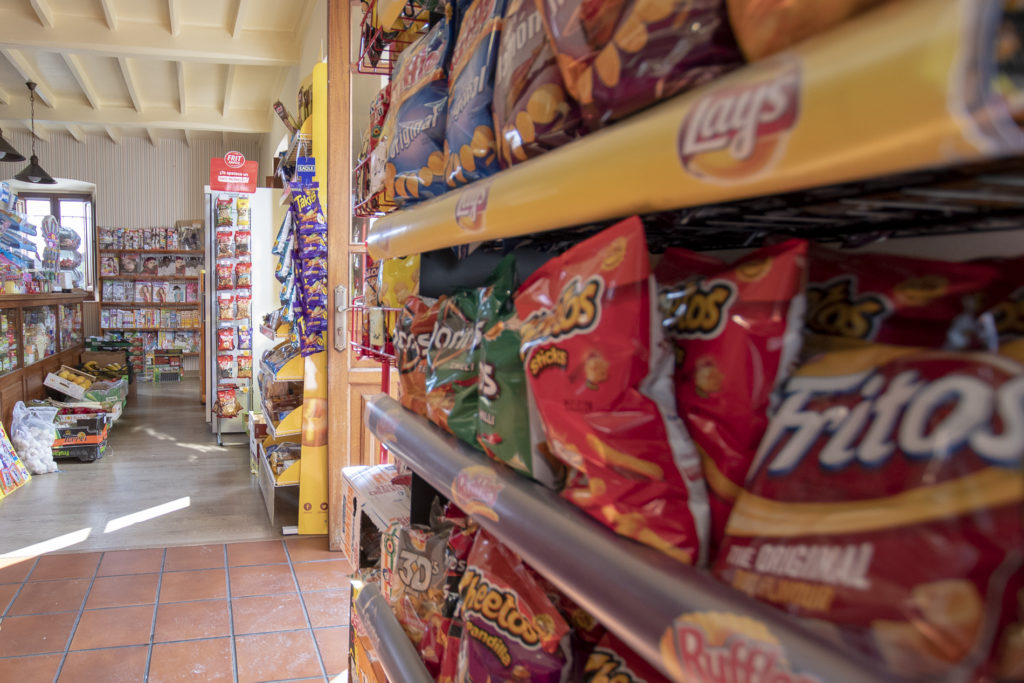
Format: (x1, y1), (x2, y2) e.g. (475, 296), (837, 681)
(0, 129), (25, 163)
(14, 82), (55, 184)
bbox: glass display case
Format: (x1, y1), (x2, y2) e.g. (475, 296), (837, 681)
(0, 308), (19, 375)
(23, 305), (56, 365)
(59, 303), (83, 350)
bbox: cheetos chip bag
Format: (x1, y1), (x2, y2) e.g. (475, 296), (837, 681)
(714, 341), (1024, 680)
(516, 216), (709, 564)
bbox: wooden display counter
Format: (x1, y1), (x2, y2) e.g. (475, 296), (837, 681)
(0, 292), (87, 429)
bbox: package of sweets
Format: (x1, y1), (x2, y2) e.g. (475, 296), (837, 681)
(457, 530), (571, 681)
(477, 310), (564, 489)
(235, 230), (251, 259)
(715, 341), (1024, 680)
(216, 354), (236, 379)
(214, 387), (239, 417)
(217, 232), (235, 259)
(537, 0), (741, 128)
(216, 263), (234, 290)
(218, 293), (236, 322)
(516, 216), (708, 564)
(443, 0), (507, 187)
(396, 296), (440, 416)
(237, 354), (252, 379)
(235, 262), (252, 288)
(236, 197), (250, 226)
(238, 325), (253, 350)
(217, 327), (235, 351)
(425, 254), (516, 447)
(215, 196), (234, 227)
(493, 0), (581, 167)
(382, 12), (457, 205)
(655, 239), (807, 549)
(236, 292), (252, 321)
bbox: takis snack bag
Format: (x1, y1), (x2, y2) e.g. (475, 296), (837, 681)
(805, 247), (1002, 351)
(396, 295), (440, 416)
(425, 254), (516, 447)
(457, 530), (572, 681)
(492, 0), (582, 166)
(477, 310), (565, 488)
(443, 0), (507, 187)
(537, 0), (741, 128)
(655, 239), (807, 549)
(714, 341), (1024, 679)
(382, 9), (458, 206)
(515, 216), (709, 564)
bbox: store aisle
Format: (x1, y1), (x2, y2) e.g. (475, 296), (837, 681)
(0, 378), (278, 556)
(0, 538), (352, 682)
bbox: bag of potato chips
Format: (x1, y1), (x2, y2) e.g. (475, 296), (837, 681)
(585, 631), (670, 682)
(536, 0), (741, 128)
(396, 296), (439, 416)
(516, 216), (709, 565)
(715, 341), (1024, 680)
(379, 255), (421, 310)
(444, 0), (507, 186)
(655, 239), (807, 550)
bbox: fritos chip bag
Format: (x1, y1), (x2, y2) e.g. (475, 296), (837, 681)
(586, 631), (670, 682)
(457, 529), (572, 681)
(396, 295), (440, 416)
(443, 0), (507, 187)
(714, 341), (1024, 679)
(382, 8), (458, 205)
(426, 254), (516, 447)
(492, 0), (582, 166)
(516, 217), (709, 564)
(537, 0), (741, 128)
(655, 239), (807, 549)
(806, 247), (1002, 351)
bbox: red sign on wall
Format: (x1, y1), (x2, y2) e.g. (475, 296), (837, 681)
(210, 151), (258, 193)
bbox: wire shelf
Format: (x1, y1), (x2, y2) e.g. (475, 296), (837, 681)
(355, 0), (431, 76)
(348, 298), (400, 364)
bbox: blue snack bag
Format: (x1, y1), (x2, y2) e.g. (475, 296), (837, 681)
(383, 8), (458, 206)
(444, 0), (507, 187)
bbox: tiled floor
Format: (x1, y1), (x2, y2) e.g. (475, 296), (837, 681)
(0, 538), (353, 682)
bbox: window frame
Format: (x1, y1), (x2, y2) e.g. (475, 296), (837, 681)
(18, 191), (97, 295)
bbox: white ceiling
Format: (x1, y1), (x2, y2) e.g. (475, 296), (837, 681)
(0, 0), (318, 144)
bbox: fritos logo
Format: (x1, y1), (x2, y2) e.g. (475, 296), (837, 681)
(224, 151), (245, 168)
(451, 465), (504, 521)
(455, 183), (490, 232)
(678, 63), (800, 182)
(660, 278), (737, 341)
(806, 276), (889, 340)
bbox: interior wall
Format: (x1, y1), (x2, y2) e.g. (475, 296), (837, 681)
(2, 129), (260, 228)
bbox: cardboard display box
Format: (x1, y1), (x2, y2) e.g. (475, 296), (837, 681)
(53, 414), (109, 462)
(341, 465), (410, 569)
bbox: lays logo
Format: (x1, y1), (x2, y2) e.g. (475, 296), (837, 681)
(659, 278), (736, 341)
(678, 63), (800, 183)
(455, 182), (490, 232)
(451, 0), (498, 74)
(520, 275), (605, 348)
(806, 276), (890, 340)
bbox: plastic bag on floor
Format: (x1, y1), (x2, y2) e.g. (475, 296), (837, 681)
(11, 401), (58, 474)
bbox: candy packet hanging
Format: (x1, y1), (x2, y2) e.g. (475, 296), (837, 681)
(235, 262), (252, 288)
(236, 197), (250, 226)
(235, 230), (251, 260)
(217, 354), (236, 379)
(236, 292), (252, 321)
(215, 196), (234, 228)
(217, 232), (235, 259)
(218, 293), (236, 321)
(214, 388), (239, 417)
(237, 354), (252, 379)
(238, 326), (253, 350)
(217, 327), (235, 351)
(216, 263), (234, 289)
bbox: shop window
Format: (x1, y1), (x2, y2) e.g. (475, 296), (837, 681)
(20, 193), (95, 292)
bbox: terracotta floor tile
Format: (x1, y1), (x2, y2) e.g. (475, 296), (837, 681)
(314, 626), (350, 676)
(292, 561), (352, 592)
(148, 637), (234, 682)
(303, 589), (351, 628)
(227, 540), (288, 566)
(159, 568), (227, 603)
(8, 578), (90, 615)
(234, 630), (323, 683)
(85, 573), (159, 609)
(229, 564), (297, 597)
(0, 612), (77, 656)
(0, 582), (20, 614)
(97, 548), (164, 576)
(58, 646), (149, 683)
(285, 536), (342, 563)
(232, 593), (308, 634)
(0, 557), (35, 584)
(29, 552), (101, 581)
(0, 653), (62, 681)
(154, 599), (231, 642)
(69, 605), (154, 650)
(164, 544), (226, 572)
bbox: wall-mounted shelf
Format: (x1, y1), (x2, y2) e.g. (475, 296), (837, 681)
(99, 249), (203, 256)
(100, 302), (197, 308)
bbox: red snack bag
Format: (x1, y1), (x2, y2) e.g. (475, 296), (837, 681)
(217, 327), (235, 351)
(234, 230), (251, 259)
(218, 293), (235, 321)
(216, 263), (234, 290)
(980, 255), (1024, 343)
(655, 239), (807, 549)
(237, 354), (252, 379)
(516, 217), (708, 564)
(537, 0), (741, 128)
(714, 341), (1024, 679)
(216, 231), (235, 259)
(235, 262), (252, 288)
(457, 530), (571, 681)
(216, 353), (236, 379)
(806, 247), (1002, 350)
(395, 296), (440, 416)
(214, 388), (239, 417)
(236, 292), (252, 321)
(585, 631), (670, 682)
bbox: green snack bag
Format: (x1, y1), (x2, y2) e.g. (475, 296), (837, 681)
(425, 254), (516, 447)
(477, 311), (565, 489)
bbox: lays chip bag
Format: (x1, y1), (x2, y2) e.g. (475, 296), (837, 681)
(714, 340), (1024, 679)
(516, 217), (709, 565)
(655, 239), (807, 550)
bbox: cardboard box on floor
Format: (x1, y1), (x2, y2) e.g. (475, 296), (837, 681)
(340, 465), (410, 568)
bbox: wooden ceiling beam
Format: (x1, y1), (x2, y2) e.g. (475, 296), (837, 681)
(117, 56), (142, 113)
(1, 49), (55, 107)
(28, 0), (54, 28)
(176, 61), (186, 114)
(66, 124), (86, 143)
(0, 101), (271, 133)
(168, 0), (181, 36)
(105, 125), (120, 145)
(62, 53), (100, 110)
(98, 0), (117, 30)
(222, 64), (237, 116)
(232, 0), (248, 38)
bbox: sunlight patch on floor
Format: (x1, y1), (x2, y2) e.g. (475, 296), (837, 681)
(0, 527), (92, 562)
(104, 497), (191, 533)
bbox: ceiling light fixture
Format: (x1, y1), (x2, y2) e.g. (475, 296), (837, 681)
(0, 128), (25, 163)
(14, 82), (55, 184)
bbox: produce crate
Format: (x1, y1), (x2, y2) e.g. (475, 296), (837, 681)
(44, 366), (97, 400)
(53, 414), (110, 462)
